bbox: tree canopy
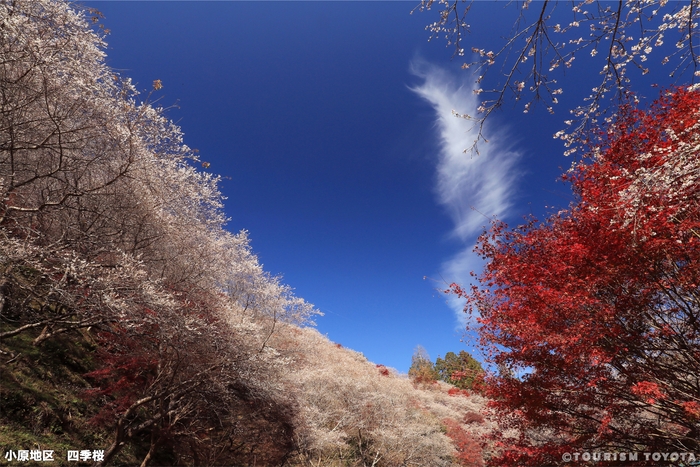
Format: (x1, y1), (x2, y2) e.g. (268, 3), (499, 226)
(450, 86), (700, 465)
(409, 346), (484, 391)
(435, 351), (484, 391)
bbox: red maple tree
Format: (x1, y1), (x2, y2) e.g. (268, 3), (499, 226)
(443, 417), (484, 467)
(452, 87), (700, 465)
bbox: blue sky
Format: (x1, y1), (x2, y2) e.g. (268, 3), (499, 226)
(88, 1), (682, 373)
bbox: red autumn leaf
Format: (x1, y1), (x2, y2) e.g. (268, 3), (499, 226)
(455, 87), (700, 465)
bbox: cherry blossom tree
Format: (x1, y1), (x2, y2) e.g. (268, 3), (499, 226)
(0, 0), (136, 235)
(415, 0), (700, 153)
(0, 1), (318, 465)
(272, 326), (492, 466)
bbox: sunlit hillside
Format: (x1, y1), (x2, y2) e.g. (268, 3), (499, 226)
(0, 1), (492, 465)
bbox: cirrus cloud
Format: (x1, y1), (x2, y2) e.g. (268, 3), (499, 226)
(410, 59), (521, 326)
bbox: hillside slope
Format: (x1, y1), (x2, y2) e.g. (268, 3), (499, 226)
(0, 1), (491, 465)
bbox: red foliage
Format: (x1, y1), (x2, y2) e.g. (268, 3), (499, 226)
(447, 387), (470, 397)
(442, 418), (484, 467)
(683, 401), (700, 419)
(412, 374), (438, 386)
(454, 88), (700, 464)
(469, 372), (486, 395)
(376, 364), (390, 376)
(83, 324), (160, 426)
(463, 412), (485, 425)
(631, 381), (666, 405)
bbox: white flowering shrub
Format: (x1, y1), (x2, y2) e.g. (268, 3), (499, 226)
(0, 1), (318, 465)
(272, 326), (492, 466)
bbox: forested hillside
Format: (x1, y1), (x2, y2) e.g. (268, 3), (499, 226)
(0, 1), (490, 465)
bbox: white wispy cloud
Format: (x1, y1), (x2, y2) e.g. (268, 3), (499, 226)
(409, 59), (521, 327)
